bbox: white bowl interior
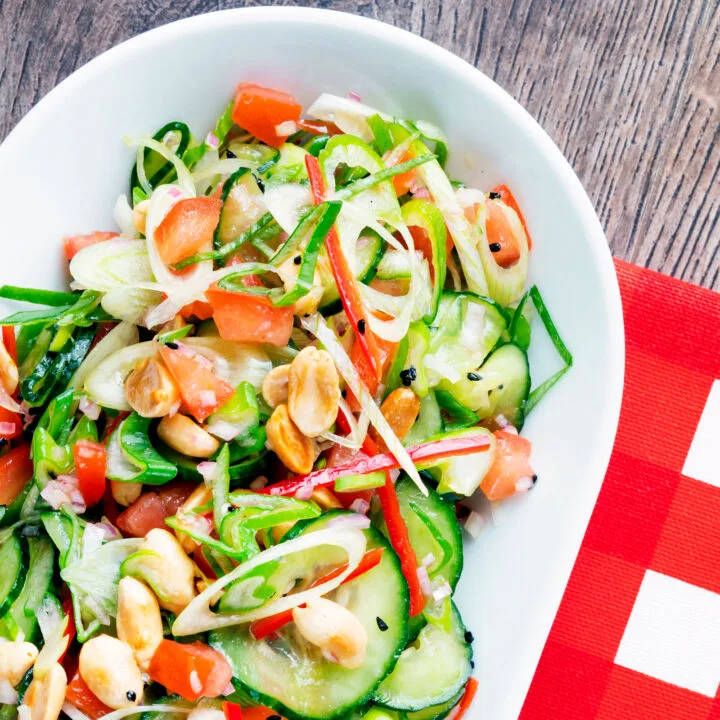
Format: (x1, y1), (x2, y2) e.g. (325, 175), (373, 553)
(0, 9), (623, 719)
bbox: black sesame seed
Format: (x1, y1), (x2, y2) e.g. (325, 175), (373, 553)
(126, 690), (137, 702)
(341, 389), (348, 399)
(399, 366), (417, 386)
(255, 176), (266, 192)
(464, 630), (474, 643)
(376, 617), (389, 632)
(357, 319), (366, 335)
(470, 660), (475, 669)
(293, 255), (302, 265)
(497, 384), (504, 390)
(303, 313), (310, 318)
(532, 474), (538, 484)
(0, 438), (7, 449)
(489, 191), (501, 200)
(467, 372), (481, 381)
(268, 715), (282, 720)
(226, 150), (237, 159)
(166, 342), (179, 350)
(489, 242), (502, 253)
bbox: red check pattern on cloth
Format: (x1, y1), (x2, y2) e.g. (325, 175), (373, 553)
(520, 259), (720, 720)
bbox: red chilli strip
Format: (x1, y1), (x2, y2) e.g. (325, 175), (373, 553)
(2, 327), (17, 364)
(304, 154), (383, 382)
(250, 548), (385, 640)
(261, 433), (491, 498)
(452, 677), (479, 720)
(223, 702), (244, 720)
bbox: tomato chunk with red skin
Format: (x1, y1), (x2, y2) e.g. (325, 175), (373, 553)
(491, 184), (532, 249)
(486, 200), (523, 268)
(158, 345), (234, 422)
(148, 640), (232, 701)
(0, 444), (32, 505)
(65, 672), (112, 719)
(63, 232), (118, 261)
(73, 440), (107, 507)
(0, 406), (22, 440)
(155, 197), (223, 265)
(232, 83), (302, 148)
(480, 430), (535, 501)
(206, 285), (293, 347)
(116, 481), (196, 537)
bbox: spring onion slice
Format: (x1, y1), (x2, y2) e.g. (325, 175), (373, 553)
(0, 286), (78, 307)
(125, 136), (195, 197)
(172, 526), (367, 634)
(304, 314), (426, 494)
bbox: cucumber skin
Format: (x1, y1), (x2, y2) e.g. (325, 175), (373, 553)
(211, 515), (410, 720)
(0, 534), (27, 617)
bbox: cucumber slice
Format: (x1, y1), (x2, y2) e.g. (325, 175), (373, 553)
(374, 602), (472, 711)
(394, 477), (463, 590)
(403, 393), (443, 446)
(420, 427), (497, 498)
(406, 691), (463, 720)
(0, 536), (55, 642)
(425, 293), (507, 388)
(211, 513), (409, 720)
(0, 535), (27, 616)
(441, 344), (530, 428)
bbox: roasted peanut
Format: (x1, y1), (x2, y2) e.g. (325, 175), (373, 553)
(288, 346), (340, 437)
(21, 662), (67, 720)
(125, 357), (180, 418)
(0, 641), (38, 687)
(173, 484), (213, 553)
(311, 488), (342, 510)
(0, 339), (18, 396)
(370, 387), (421, 450)
(126, 528), (197, 613)
(111, 480), (142, 507)
(293, 284), (325, 317)
(271, 520), (296, 543)
(261, 364), (290, 408)
(265, 404), (314, 474)
(292, 598), (367, 669)
(117, 577), (163, 671)
(132, 199), (150, 235)
(157, 414), (219, 458)
(158, 314), (188, 335)
(79, 635), (143, 709)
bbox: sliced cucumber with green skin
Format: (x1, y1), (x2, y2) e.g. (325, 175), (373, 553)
(406, 690), (464, 720)
(374, 601), (472, 711)
(0, 535), (27, 616)
(441, 344), (530, 428)
(376, 249), (411, 280)
(403, 393), (443, 447)
(372, 476), (462, 590)
(0, 536), (55, 642)
(425, 293), (508, 388)
(211, 513), (409, 720)
(420, 427), (496, 498)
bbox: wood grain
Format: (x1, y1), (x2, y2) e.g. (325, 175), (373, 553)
(1, 0), (718, 288)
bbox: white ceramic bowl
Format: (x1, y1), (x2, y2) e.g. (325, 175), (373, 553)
(0, 8), (623, 718)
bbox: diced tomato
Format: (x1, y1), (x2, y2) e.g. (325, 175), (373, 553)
(491, 184), (532, 249)
(206, 285), (293, 347)
(389, 149), (417, 196)
(73, 440), (107, 507)
(232, 83), (302, 148)
(148, 640), (232, 701)
(223, 702), (244, 720)
(155, 197), (223, 266)
(0, 406), (22, 440)
(480, 430), (535, 501)
(63, 232), (118, 261)
(180, 300), (214, 321)
(158, 345), (234, 422)
(2, 327), (17, 364)
(0, 444), (32, 505)
(116, 481), (196, 537)
(409, 225), (448, 284)
(65, 672), (112, 719)
(486, 200), (522, 268)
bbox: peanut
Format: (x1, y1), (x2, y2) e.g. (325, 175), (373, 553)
(261, 364), (290, 408)
(173, 484), (213, 553)
(157, 414), (219, 458)
(111, 480), (142, 507)
(0, 339), (18, 396)
(266, 404), (314, 474)
(125, 357), (180, 418)
(21, 662), (67, 720)
(116, 577), (163, 671)
(311, 488), (342, 510)
(79, 635), (143, 709)
(292, 598), (367, 669)
(370, 387), (421, 450)
(132, 199), (150, 235)
(288, 346), (340, 437)
(0, 641), (38, 687)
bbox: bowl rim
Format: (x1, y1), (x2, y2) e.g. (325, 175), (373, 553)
(0, 5), (625, 710)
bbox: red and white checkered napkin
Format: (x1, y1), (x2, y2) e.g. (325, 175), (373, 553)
(520, 259), (720, 720)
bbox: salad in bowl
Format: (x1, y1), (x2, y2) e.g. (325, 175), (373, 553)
(0, 81), (571, 720)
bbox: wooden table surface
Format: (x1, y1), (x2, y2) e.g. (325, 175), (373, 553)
(1, 0), (717, 288)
